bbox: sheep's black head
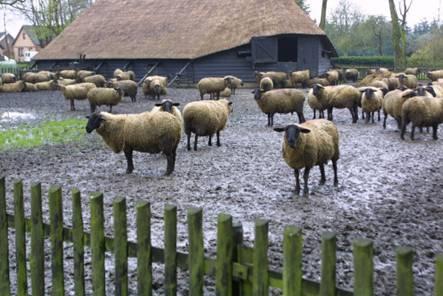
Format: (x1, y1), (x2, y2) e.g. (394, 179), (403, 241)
(252, 88), (264, 100)
(364, 88), (376, 99)
(86, 112), (105, 133)
(155, 99), (180, 113)
(312, 84), (325, 96)
(224, 77), (232, 88)
(424, 86), (437, 97)
(274, 124), (311, 149)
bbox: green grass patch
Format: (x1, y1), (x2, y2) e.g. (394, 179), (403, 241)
(0, 118), (87, 151)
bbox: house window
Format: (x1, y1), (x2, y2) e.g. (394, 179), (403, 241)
(23, 33), (26, 40)
(278, 36), (298, 62)
(18, 47), (24, 57)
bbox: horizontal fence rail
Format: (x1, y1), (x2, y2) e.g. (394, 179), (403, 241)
(0, 177), (442, 295)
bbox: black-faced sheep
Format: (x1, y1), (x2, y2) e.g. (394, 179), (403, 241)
(151, 99), (183, 127)
(382, 88), (418, 130)
(253, 88), (306, 127)
(183, 98), (232, 151)
(401, 96), (443, 140)
(87, 87), (123, 113)
(23, 82), (38, 92)
(142, 75), (168, 100)
(86, 111), (181, 175)
(345, 68), (359, 82)
(60, 82), (97, 111)
(426, 84), (443, 97)
(197, 77), (232, 100)
(255, 71), (288, 88)
(307, 88), (325, 119)
(359, 87), (383, 123)
(107, 79), (138, 102)
(290, 70), (310, 88)
(273, 119), (340, 197)
(396, 73), (417, 89)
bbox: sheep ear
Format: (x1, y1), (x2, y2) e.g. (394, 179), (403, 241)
(173, 103), (180, 106)
(273, 127), (286, 133)
(154, 103), (162, 106)
(295, 125), (311, 133)
(228, 101), (233, 106)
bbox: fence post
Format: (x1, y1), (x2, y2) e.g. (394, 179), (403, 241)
(396, 247), (415, 296)
(435, 254), (443, 296)
(0, 177), (10, 296)
(216, 214), (234, 296)
(114, 197), (128, 296)
(283, 226), (303, 296)
(72, 189), (85, 296)
(320, 232), (337, 296)
(14, 180), (27, 296)
(49, 186), (64, 296)
(188, 208), (204, 296)
(164, 205), (177, 296)
(232, 223), (246, 296)
(30, 183), (45, 296)
(137, 201), (152, 296)
(253, 219), (269, 296)
(90, 193), (105, 296)
(353, 239), (374, 296)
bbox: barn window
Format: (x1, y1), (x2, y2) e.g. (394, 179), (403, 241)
(278, 36), (298, 62)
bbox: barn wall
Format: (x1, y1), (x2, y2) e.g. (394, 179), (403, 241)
(318, 40), (332, 74)
(296, 35), (320, 76)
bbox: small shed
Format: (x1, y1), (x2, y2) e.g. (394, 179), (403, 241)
(35, 0), (337, 83)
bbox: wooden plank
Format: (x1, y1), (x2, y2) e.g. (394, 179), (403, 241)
(435, 254), (443, 296)
(0, 177), (10, 296)
(49, 186), (65, 295)
(396, 247), (415, 296)
(283, 226), (303, 296)
(14, 180), (27, 296)
(188, 208), (204, 296)
(320, 232), (337, 296)
(114, 197), (128, 296)
(215, 214), (234, 296)
(72, 188), (85, 296)
(90, 193), (105, 296)
(137, 201), (152, 296)
(353, 239), (373, 296)
(30, 183), (45, 296)
(253, 219), (269, 296)
(164, 204), (177, 295)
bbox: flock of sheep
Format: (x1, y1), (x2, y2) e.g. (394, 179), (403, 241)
(1, 66), (443, 196)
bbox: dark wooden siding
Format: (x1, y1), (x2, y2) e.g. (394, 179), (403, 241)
(296, 35), (320, 76)
(318, 40), (332, 74)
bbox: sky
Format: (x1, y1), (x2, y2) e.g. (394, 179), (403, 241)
(1, 0), (442, 38)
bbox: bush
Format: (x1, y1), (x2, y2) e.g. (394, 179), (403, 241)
(332, 56), (394, 67)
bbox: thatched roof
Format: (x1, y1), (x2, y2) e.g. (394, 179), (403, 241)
(36, 0), (331, 60)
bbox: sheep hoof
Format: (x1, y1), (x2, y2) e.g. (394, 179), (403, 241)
(126, 168), (133, 174)
(303, 191), (309, 197)
(334, 180), (338, 187)
(319, 179), (326, 185)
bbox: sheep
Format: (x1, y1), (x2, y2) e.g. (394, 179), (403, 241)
(143, 75), (168, 100)
(1, 73), (16, 83)
(311, 84), (361, 123)
(107, 79), (138, 102)
(253, 88), (306, 127)
(382, 77), (401, 91)
(219, 87), (232, 98)
(307, 88), (325, 119)
(382, 88), (420, 130)
(405, 68), (419, 75)
(359, 87), (383, 123)
(59, 70), (77, 79)
(83, 74), (106, 87)
(76, 70), (95, 81)
(224, 75), (243, 94)
(60, 82), (97, 111)
(345, 68), (359, 82)
(259, 77), (274, 92)
(401, 96), (443, 140)
(85, 111), (181, 175)
(35, 79), (59, 91)
(23, 71), (54, 83)
(369, 80), (389, 94)
(306, 77), (330, 88)
(23, 82), (38, 92)
(273, 119), (339, 196)
(151, 99), (183, 128)
(290, 70), (310, 88)
(183, 98), (233, 151)
(197, 77), (232, 100)
(255, 71), (288, 88)
(114, 68), (136, 81)
(57, 78), (77, 86)
(87, 87), (123, 113)
(427, 70), (443, 81)
(425, 84), (443, 97)
(396, 73), (417, 89)
(325, 69), (340, 85)
(0, 80), (25, 92)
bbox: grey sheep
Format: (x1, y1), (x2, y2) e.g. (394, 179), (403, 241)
(86, 111), (181, 175)
(253, 88), (306, 127)
(273, 119), (340, 196)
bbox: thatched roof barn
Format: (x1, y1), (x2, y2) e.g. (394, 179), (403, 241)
(35, 0), (337, 83)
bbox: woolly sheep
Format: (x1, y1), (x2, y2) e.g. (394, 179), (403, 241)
(345, 68), (359, 82)
(405, 68), (419, 75)
(382, 77), (400, 91)
(114, 68), (136, 81)
(306, 77), (330, 88)
(359, 87), (383, 123)
(57, 78), (77, 86)
(197, 77), (232, 100)
(425, 84), (443, 97)
(60, 82), (97, 111)
(77, 70), (95, 81)
(1, 73), (16, 83)
(369, 80), (389, 94)
(143, 75), (168, 100)
(151, 99), (183, 129)
(307, 88), (325, 119)
(219, 87), (232, 98)
(427, 70), (443, 81)
(107, 79), (138, 102)
(290, 70), (310, 88)
(183, 98), (233, 151)
(59, 70), (77, 79)
(224, 75), (243, 94)
(396, 73), (417, 89)
(0, 80), (25, 92)
(382, 88), (420, 130)
(311, 84), (361, 123)
(259, 77), (274, 92)
(401, 96), (443, 140)
(23, 82), (38, 92)
(82, 74), (106, 87)
(255, 71), (288, 88)
(86, 111), (181, 175)
(325, 69), (340, 85)
(253, 88), (306, 127)
(87, 87), (123, 113)
(23, 71), (54, 83)
(273, 119), (339, 196)
(35, 80), (59, 91)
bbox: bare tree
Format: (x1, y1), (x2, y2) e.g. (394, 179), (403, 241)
(389, 0), (405, 69)
(319, 0), (328, 29)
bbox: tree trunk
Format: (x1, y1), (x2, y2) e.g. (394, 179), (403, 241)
(388, 0), (405, 70)
(319, 0), (328, 30)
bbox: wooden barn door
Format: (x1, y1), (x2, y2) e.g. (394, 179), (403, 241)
(251, 37), (278, 64)
(297, 36), (320, 76)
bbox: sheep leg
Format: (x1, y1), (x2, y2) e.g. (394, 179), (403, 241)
(372, 112), (375, 124)
(270, 114), (274, 127)
(208, 136), (212, 146)
(124, 149), (134, 174)
(419, 127), (423, 133)
(400, 119), (408, 140)
(319, 164), (326, 185)
(294, 169), (301, 195)
(267, 113), (271, 127)
(200, 92), (204, 100)
(194, 134), (198, 151)
(216, 131), (222, 146)
(70, 99), (75, 111)
(165, 151), (175, 176)
(297, 112), (306, 123)
(303, 167), (311, 197)
(109, 105), (113, 113)
(332, 160), (338, 186)
(377, 109), (381, 121)
(327, 107), (333, 121)
(365, 112), (369, 124)
(361, 110), (364, 120)
(349, 107), (357, 123)
(410, 125), (416, 140)
(90, 102), (96, 113)
(432, 125), (439, 140)
(216, 92), (220, 100)
(383, 112), (388, 129)
(312, 109), (316, 119)
(320, 110), (324, 119)
(186, 132), (192, 151)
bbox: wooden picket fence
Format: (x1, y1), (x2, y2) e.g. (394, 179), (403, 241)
(0, 177), (442, 295)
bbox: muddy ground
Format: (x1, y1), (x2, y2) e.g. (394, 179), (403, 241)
(0, 88), (442, 295)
